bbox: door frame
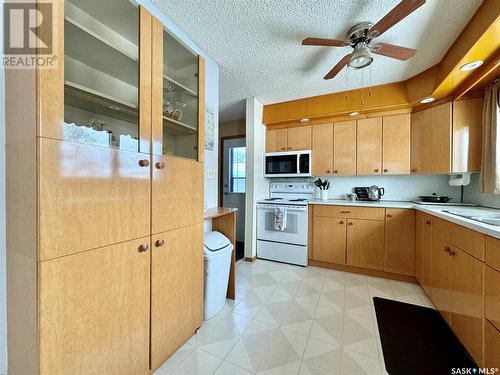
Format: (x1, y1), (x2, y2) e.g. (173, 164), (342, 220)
(219, 135), (246, 206)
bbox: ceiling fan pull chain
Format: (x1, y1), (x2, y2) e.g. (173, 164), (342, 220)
(361, 69), (365, 107)
(344, 68), (349, 101)
(368, 64), (372, 97)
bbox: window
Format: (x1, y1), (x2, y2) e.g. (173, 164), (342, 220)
(229, 147), (246, 193)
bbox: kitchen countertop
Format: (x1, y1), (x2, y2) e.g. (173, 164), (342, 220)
(308, 199), (500, 239)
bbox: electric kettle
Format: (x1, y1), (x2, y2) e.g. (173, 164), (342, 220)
(368, 185), (385, 201)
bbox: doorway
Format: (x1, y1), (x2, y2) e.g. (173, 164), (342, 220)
(221, 136), (246, 260)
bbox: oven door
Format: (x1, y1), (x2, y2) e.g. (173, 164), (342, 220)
(257, 204), (308, 246)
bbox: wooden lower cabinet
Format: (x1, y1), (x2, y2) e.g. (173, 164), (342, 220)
(485, 320), (500, 369)
(430, 220), (452, 323)
(384, 209), (415, 276)
(485, 265), (500, 331)
(346, 219), (385, 271)
(151, 223), (204, 370)
(39, 238), (151, 375)
(312, 216), (346, 264)
(415, 212), (432, 295)
(449, 245), (484, 365)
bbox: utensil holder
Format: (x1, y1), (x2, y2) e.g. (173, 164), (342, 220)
(320, 190), (328, 201)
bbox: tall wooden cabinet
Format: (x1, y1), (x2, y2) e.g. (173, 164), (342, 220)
(356, 118), (383, 175)
(312, 123), (334, 176)
(7, 1), (205, 374)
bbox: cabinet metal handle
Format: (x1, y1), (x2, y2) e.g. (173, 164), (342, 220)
(155, 162), (165, 169)
(339, 220), (344, 224)
(383, 169), (388, 173)
(334, 170), (338, 174)
(155, 239), (165, 247)
(288, 147), (292, 151)
(340, 210), (351, 214)
(387, 214), (393, 218)
(425, 220), (431, 225)
(374, 168), (379, 172)
(138, 159), (150, 167)
(281, 147), (286, 150)
(348, 222), (354, 226)
(412, 168), (417, 173)
(326, 170), (331, 174)
(138, 243), (149, 253)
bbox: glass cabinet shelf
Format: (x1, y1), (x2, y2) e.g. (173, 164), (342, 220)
(64, 0), (139, 152)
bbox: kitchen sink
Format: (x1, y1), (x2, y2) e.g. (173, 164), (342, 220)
(443, 209), (500, 226)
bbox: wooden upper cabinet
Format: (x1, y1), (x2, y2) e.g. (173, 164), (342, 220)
(288, 126), (312, 151)
(312, 216), (346, 264)
(411, 102), (452, 174)
(266, 128), (288, 152)
(151, 224), (203, 370)
(38, 138), (151, 261)
(356, 117), (382, 175)
(312, 123), (333, 176)
(333, 120), (356, 175)
(152, 156), (204, 234)
(452, 97), (482, 173)
(53, 2), (152, 153)
(152, 20), (205, 161)
(384, 208), (415, 276)
(39, 238), (151, 375)
(382, 114), (410, 174)
(346, 219), (385, 271)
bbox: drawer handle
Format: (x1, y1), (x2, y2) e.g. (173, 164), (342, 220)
(155, 162), (165, 169)
(383, 169), (388, 173)
(348, 222), (354, 226)
(138, 243), (149, 253)
(340, 210), (351, 214)
(339, 220), (344, 224)
(138, 159), (150, 167)
(281, 147), (286, 150)
(387, 214), (393, 218)
(155, 239), (165, 247)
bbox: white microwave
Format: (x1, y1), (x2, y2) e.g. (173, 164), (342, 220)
(264, 150), (312, 177)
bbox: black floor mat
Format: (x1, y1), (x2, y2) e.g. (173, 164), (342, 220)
(373, 297), (477, 375)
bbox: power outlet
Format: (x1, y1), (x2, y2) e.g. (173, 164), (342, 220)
(207, 169), (216, 179)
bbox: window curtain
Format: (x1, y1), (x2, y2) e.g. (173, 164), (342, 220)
(480, 80), (500, 194)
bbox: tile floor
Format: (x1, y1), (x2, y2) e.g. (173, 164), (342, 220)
(154, 259), (434, 375)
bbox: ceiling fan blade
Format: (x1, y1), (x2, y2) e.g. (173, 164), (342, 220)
(302, 37), (349, 47)
(324, 54), (352, 80)
(368, 0), (426, 39)
(371, 43), (417, 61)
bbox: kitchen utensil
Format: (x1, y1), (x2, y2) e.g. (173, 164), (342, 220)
(418, 193), (451, 203)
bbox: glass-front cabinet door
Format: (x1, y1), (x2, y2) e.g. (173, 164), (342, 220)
(152, 25), (204, 161)
(63, 0), (149, 153)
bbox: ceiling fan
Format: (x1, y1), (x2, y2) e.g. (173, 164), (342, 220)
(302, 0), (426, 80)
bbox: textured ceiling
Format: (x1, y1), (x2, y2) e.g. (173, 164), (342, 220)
(151, 0), (482, 121)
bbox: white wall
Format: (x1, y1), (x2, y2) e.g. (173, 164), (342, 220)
(463, 173), (500, 208)
(0, 1), (6, 372)
(311, 174), (463, 202)
(244, 98), (268, 259)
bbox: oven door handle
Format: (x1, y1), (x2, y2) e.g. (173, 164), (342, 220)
(257, 206), (308, 212)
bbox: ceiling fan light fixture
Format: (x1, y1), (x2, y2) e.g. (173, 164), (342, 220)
(348, 44), (373, 69)
(460, 60), (483, 72)
(420, 97), (435, 104)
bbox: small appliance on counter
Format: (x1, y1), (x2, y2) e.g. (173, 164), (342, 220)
(354, 185), (385, 201)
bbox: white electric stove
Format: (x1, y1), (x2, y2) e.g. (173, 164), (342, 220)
(256, 182), (314, 266)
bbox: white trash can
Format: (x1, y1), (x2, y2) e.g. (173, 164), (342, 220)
(203, 231), (233, 320)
